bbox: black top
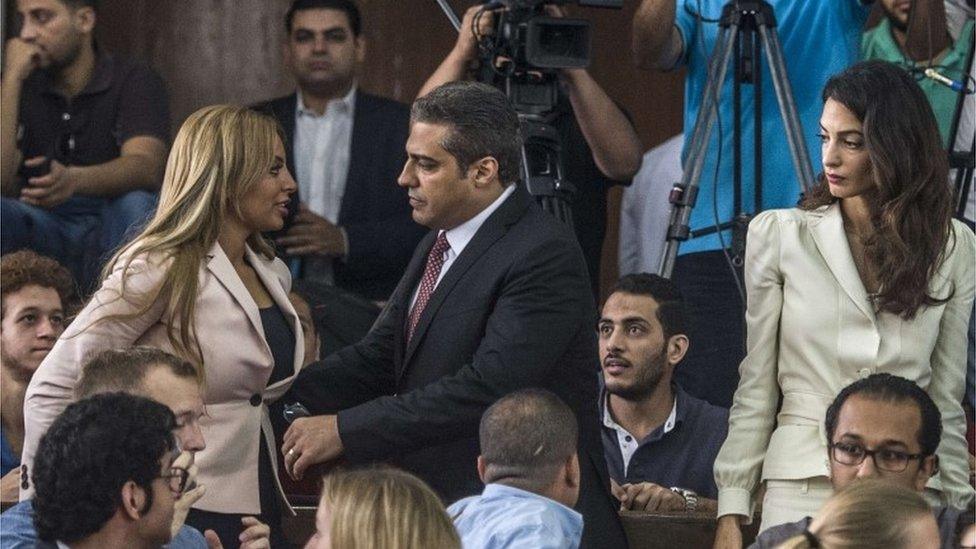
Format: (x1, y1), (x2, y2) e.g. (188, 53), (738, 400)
(260, 304), (295, 387)
(16, 53), (169, 179)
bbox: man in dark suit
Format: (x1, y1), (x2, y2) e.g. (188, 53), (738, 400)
(255, 0), (424, 301)
(282, 81), (628, 547)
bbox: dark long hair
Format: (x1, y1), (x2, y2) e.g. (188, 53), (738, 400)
(800, 60), (953, 319)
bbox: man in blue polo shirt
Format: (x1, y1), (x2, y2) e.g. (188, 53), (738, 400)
(598, 273), (728, 513)
(632, 0), (869, 408)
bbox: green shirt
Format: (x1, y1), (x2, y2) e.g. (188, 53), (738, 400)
(861, 18), (974, 145)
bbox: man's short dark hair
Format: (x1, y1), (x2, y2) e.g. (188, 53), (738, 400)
(75, 347), (199, 399)
(32, 393), (176, 543)
(480, 389), (578, 492)
(411, 81), (523, 186)
(609, 273), (688, 340)
(1, 250), (76, 319)
(825, 373), (942, 456)
(58, 0), (97, 10)
(285, 0), (361, 36)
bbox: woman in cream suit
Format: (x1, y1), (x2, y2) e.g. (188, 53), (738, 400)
(21, 105), (304, 546)
(713, 61), (976, 545)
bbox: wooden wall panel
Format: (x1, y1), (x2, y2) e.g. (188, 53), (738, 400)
(89, 0), (685, 297)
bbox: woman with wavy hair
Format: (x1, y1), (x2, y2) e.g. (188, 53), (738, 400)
(712, 60), (975, 546)
(305, 467), (460, 549)
(22, 105), (302, 546)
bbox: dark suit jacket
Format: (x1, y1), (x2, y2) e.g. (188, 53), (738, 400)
(255, 90), (426, 300)
(289, 185), (628, 548)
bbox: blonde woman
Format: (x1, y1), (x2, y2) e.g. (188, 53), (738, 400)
(21, 105), (303, 547)
(305, 467), (460, 549)
(777, 479), (939, 549)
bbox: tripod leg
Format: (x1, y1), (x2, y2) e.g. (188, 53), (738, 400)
(758, 25), (816, 193)
(659, 23), (740, 278)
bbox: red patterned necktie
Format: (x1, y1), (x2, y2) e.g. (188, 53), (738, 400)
(407, 232), (451, 342)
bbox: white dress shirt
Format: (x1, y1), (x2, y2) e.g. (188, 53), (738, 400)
(294, 85), (356, 224)
(409, 184), (517, 311)
(294, 86), (356, 283)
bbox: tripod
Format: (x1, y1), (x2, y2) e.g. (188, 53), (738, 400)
(520, 114), (576, 223)
(948, 30), (975, 219)
(659, 0), (815, 278)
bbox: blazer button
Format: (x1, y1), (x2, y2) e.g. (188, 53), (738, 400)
(249, 393), (262, 407)
(858, 368), (872, 379)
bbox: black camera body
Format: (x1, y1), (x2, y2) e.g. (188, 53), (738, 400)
(477, 0), (618, 114)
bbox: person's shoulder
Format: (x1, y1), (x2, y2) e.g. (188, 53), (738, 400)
(103, 54), (164, 85)
(947, 218), (976, 266)
(165, 524), (208, 549)
(252, 93), (295, 114)
(0, 500), (39, 549)
(748, 517), (809, 549)
(356, 90), (410, 116)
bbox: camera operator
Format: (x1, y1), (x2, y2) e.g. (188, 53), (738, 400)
(419, 4), (643, 297)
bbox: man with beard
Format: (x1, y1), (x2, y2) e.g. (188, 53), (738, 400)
(1, 0), (169, 289)
(0, 250), (73, 503)
(861, 0), (974, 145)
(598, 273), (728, 513)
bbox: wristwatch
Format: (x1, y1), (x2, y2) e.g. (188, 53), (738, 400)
(669, 486), (699, 512)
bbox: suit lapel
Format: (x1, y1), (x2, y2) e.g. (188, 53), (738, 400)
(206, 242), (266, 339)
(807, 204), (877, 324)
(340, 90), (373, 226)
(401, 186), (531, 368)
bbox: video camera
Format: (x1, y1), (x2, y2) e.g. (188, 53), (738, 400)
(474, 0), (620, 114)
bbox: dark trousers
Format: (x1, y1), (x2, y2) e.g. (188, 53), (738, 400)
(672, 250), (746, 408)
(185, 438), (294, 549)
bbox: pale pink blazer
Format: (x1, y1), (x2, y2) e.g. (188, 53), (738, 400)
(21, 241), (305, 515)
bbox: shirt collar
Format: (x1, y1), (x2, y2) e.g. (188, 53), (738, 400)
(443, 184), (516, 258)
(601, 384), (684, 437)
(482, 483), (582, 520)
(39, 51), (113, 98)
(296, 83), (357, 117)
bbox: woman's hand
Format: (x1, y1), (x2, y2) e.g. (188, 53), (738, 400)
(713, 515), (744, 549)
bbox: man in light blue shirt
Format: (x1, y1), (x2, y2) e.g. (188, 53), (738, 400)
(448, 389), (584, 549)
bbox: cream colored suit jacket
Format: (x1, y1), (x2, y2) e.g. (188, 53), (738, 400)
(714, 204), (975, 519)
(21, 242), (304, 514)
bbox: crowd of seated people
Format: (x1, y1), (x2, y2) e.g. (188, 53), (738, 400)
(0, 0), (974, 548)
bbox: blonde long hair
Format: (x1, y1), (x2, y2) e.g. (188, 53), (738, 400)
(100, 105), (283, 371)
(777, 479), (934, 549)
(319, 468), (460, 549)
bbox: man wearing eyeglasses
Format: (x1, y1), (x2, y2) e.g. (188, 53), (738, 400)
(20, 393), (187, 548)
(749, 373), (972, 549)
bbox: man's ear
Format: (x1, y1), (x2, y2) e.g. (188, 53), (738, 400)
(469, 157), (500, 188)
(915, 454), (938, 492)
(75, 6), (96, 35)
(120, 481), (146, 520)
(667, 334), (689, 366)
(355, 35), (366, 65)
(477, 455), (488, 484)
(565, 452), (580, 489)
(282, 42), (294, 69)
